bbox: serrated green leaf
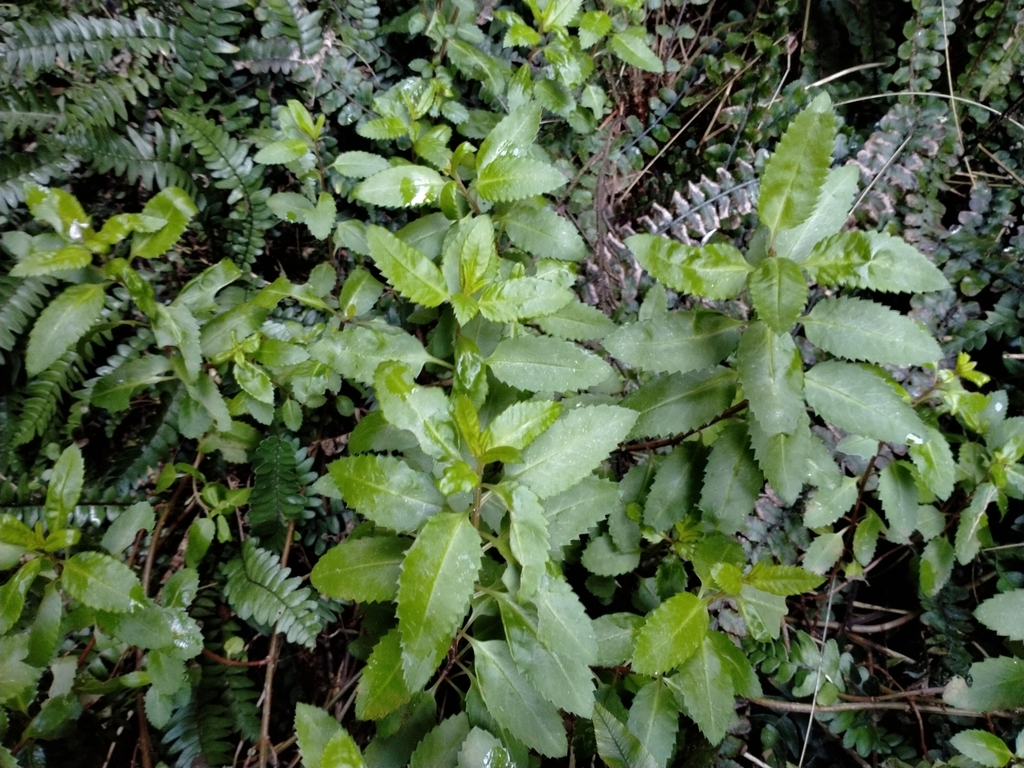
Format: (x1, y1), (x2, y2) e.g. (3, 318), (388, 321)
(92, 356), (172, 412)
(25, 184), (89, 238)
(604, 311), (741, 375)
(801, 230), (872, 285)
(758, 96), (835, 237)
(478, 277), (574, 322)
(535, 300), (616, 340)
(501, 205), (586, 261)
(578, 10), (612, 48)
(441, 215), (497, 296)
(101, 502), (155, 555)
(804, 476), (857, 527)
(544, 476), (619, 550)
(506, 405), (637, 499)
(409, 713), (470, 768)
(478, 104), (541, 170)
(296, 702), (365, 768)
(356, 628), (412, 720)
(748, 257), (808, 332)
(456, 727), (513, 768)
(919, 535), (954, 597)
(471, 639), (567, 758)
(303, 192), (337, 240)
(775, 166), (859, 263)
(254, 138), (308, 164)
(26, 583), (62, 667)
(624, 367), (738, 440)
(671, 634), (735, 745)
(626, 235), (750, 299)
(804, 361), (927, 446)
(857, 232), (948, 293)
(956, 483), (996, 565)
(736, 584), (787, 641)
(475, 156), (566, 203)
(804, 296), (941, 365)
(10, 244), (92, 276)
(414, 124), (453, 169)
(582, 533), (639, 576)
(366, 225), (449, 307)
(803, 532), (845, 575)
(626, 679), (680, 767)
(446, 38), (507, 95)
(632, 592), (708, 675)
(943, 656), (1024, 712)
(975, 590), (1024, 641)
(950, 730), (1013, 768)
(330, 151), (391, 179)
(26, 283), (106, 376)
(354, 165), (444, 209)
(398, 512), (481, 690)
(62, 551), (143, 613)
(328, 455), (444, 532)
(268, 191), (314, 222)
(375, 361), (460, 461)
(707, 630), (761, 698)
(593, 701), (658, 768)
(745, 563), (825, 596)
(644, 443), (703, 532)
(698, 425), (763, 535)
(485, 400), (561, 452)
(312, 535), (409, 604)
(608, 27), (664, 73)
(747, 414), (812, 506)
(311, 323), (431, 386)
(131, 187), (197, 259)
(737, 321), (805, 436)
(878, 460), (918, 543)
(44, 443), (85, 530)
(0, 560), (41, 635)
(487, 335), (613, 393)
(909, 425), (955, 501)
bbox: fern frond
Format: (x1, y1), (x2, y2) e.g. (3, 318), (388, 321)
(234, 35), (302, 75)
(249, 435), (304, 536)
(0, 274), (56, 365)
(162, 689), (235, 768)
(0, 89), (62, 139)
(264, 0), (324, 58)
(203, 662), (261, 743)
(0, 151), (77, 216)
(13, 345), (93, 446)
(166, 0), (247, 101)
(0, 12), (173, 76)
(893, 0), (963, 92)
(222, 539), (323, 648)
(958, 1), (1024, 121)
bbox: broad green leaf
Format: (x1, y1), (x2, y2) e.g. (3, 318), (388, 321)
(803, 475), (858, 527)
(706, 631), (762, 698)
(878, 460), (918, 543)
(61, 551), (143, 613)
(199, 302), (268, 362)
(24, 184), (89, 238)
(593, 613), (642, 666)
(672, 635), (735, 744)
(152, 303), (201, 381)
(544, 476), (620, 550)
(478, 277), (574, 322)
(409, 713), (470, 768)
(311, 535), (409, 603)
(593, 701), (658, 768)
(627, 679), (680, 767)
(304, 192), (337, 240)
(582, 532), (639, 576)
(470, 639), (567, 757)
(950, 730), (1014, 768)
(624, 367), (738, 439)
(804, 361), (927, 446)
(745, 563), (824, 596)
(0, 560), (42, 634)
(10, 244), (92, 276)
(446, 38), (507, 95)
(736, 584), (787, 641)
(398, 512), (481, 690)
(975, 590), (1024, 641)
(487, 335), (613, 393)
(185, 518), (214, 569)
(608, 27), (664, 73)
(801, 230), (872, 286)
(604, 311), (741, 375)
(441, 215), (497, 296)
(456, 727), (513, 768)
(331, 151), (390, 179)
(698, 425), (763, 535)
(366, 225), (449, 308)
(328, 455), (443, 533)
(92, 356), (172, 412)
(644, 443), (703, 532)
(540, 0), (582, 29)
(626, 235), (750, 299)
(254, 138), (308, 164)
(857, 232), (948, 293)
(414, 124), (453, 169)
(375, 362), (460, 461)
(748, 257), (808, 332)
(353, 165), (445, 208)
(26, 282), (106, 376)
(775, 165), (859, 263)
(485, 400), (561, 452)
(356, 628), (412, 720)
(943, 656), (1024, 712)
(478, 104), (541, 170)
(632, 592), (708, 675)
(919, 535), (954, 597)
(758, 94), (835, 237)
(101, 502), (155, 555)
(44, 443), (85, 530)
(506, 405), (637, 499)
(503, 484), (550, 577)
(536, 300), (616, 340)
(803, 531), (845, 575)
(748, 414), (813, 505)
(578, 10), (612, 48)
(311, 323), (431, 385)
(533, 572), (598, 673)
(737, 321), (805, 436)
(803, 296), (941, 365)
(131, 187), (198, 259)
(909, 425), (955, 501)
(475, 156), (566, 203)
(956, 483), (997, 565)
(26, 583), (62, 666)
(501, 205), (586, 261)
(22, 693), (82, 740)
(321, 731), (365, 768)
(296, 702), (365, 768)
(337, 267), (384, 318)
(267, 191), (313, 222)
(234, 359), (274, 404)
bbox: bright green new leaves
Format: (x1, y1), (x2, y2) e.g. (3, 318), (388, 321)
(397, 512), (481, 691)
(478, 278), (574, 322)
(974, 590), (1024, 641)
(487, 335), (613, 393)
(624, 367), (738, 439)
(506, 405), (637, 499)
(774, 165), (859, 263)
(327, 455), (444, 533)
(442, 215), (497, 297)
(45, 443), (85, 530)
(295, 702), (365, 768)
(803, 297), (941, 365)
(0, 560), (42, 635)
(478, 104), (541, 169)
(311, 534), (409, 603)
(737, 322), (804, 436)
(632, 592), (708, 675)
(26, 282), (106, 376)
(354, 165), (445, 208)
(484, 400), (561, 454)
(910, 425), (956, 501)
(745, 562), (824, 595)
(374, 362), (459, 461)
(956, 483), (997, 565)
(61, 552), (143, 613)
(625, 235), (750, 299)
(950, 731), (1014, 768)
(366, 225), (449, 307)
(748, 257), (807, 332)
(672, 635), (736, 744)
(130, 187), (198, 258)
(311, 323), (431, 386)
(758, 93), (835, 238)
(604, 311), (741, 375)
(804, 361), (927, 446)
(608, 27), (664, 73)
(475, 156), (567, 203)
(24, 184), (89, 240)
(92, 356), (172, 412)
(470, 639), (567, 757)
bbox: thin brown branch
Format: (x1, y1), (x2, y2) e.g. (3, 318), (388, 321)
(619, 401), (748, 453)
(747, 696), (1021, 718)
(202, 646), (269, 667)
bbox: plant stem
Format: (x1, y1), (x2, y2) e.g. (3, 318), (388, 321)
(258, 518), (296, 768)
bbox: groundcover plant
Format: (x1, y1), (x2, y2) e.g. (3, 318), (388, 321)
(0, 1), (1022, 767)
